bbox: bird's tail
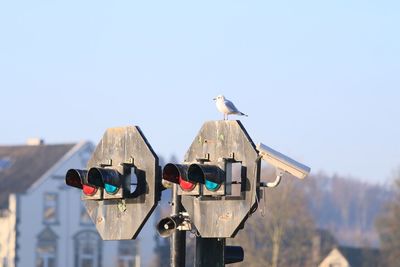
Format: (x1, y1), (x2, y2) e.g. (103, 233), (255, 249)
(240, 112), (248, 117)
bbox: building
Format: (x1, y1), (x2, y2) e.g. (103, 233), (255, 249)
(318, 246), (382, 267)
(0, 140), (140, 267)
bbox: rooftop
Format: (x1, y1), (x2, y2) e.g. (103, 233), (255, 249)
(0, 143), (75, 209)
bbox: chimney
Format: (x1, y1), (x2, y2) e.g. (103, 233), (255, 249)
(26, 138), (44, 146)
(312, 232), (321, 266)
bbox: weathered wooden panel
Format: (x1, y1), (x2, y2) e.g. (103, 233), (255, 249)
(182, 120), (260, 238)
(85, 126), (160, 240)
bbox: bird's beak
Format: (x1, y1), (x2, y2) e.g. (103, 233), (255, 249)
(213, 98), (216, 100)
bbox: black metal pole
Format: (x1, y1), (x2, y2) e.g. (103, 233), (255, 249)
(171, 184), (186, 267)
(195, 237), (225, 267)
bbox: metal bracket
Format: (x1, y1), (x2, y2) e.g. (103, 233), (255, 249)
(100, 159), (112, 167)
(221, 152), (240, 163)
(176, 212), (192, 231)
(196, 153), (210, 163)
(122, 157), (135, 166)
(260, 169), (284, 188)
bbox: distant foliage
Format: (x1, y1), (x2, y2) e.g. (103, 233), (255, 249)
(304, 172), (391, 246)
(227, 169), (389, 266)
(376, 170), (400, 267)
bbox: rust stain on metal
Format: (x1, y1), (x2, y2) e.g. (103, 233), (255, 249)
(218, 211), (233, 221)
(118, 200), (127, 212)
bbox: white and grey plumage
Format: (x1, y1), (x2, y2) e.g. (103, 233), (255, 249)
(213, 95), (248, 120)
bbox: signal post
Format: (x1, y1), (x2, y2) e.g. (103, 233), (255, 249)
(65, 120), (310, 266)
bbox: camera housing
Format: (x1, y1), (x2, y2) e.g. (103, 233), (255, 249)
(256, 142), (311, 179)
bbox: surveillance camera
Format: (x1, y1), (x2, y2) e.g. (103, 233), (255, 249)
(256, 143), (311, 179)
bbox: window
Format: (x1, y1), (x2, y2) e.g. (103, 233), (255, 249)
(118, 241), (138, 267)
(43, 193), (58, 224)
(79, 203), (92, 225)
(74, 231), (101, 267)
(0, 157), (13, 172)
(36, 227), (58, 267)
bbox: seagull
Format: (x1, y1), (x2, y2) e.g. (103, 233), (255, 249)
(213, 95), (248, 120)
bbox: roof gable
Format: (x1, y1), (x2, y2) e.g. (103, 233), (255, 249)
(319, 246), (382, 267)
(0, 144), (75, 208)
(338, 246), (381, 267)
(319, 248), (349, 267)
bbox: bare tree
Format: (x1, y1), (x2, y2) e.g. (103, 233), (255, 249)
(228, 168), (315, 267)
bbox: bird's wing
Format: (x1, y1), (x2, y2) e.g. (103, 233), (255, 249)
(224, 99), (241, 113)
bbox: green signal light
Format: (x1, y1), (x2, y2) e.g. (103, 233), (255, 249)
(104, 183), (118, 194)
(205, 179), (220, 191)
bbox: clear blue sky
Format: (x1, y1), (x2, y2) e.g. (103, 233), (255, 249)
(1, 0), (399, 184)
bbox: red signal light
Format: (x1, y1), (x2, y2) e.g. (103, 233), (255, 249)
(82, 184), (97, 196)
(163, 163), (197, 192)
(179, 176), (196, 191)
(66, 169), (99, 197)
(162, 164), (181, 184)
(65, 169), (85, 189)
(163, 163), (196, 191)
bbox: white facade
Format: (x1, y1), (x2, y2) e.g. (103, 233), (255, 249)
(318, 248), (349, 267)
(0, 195), (17, 267)
(0, 142), (141, 267)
